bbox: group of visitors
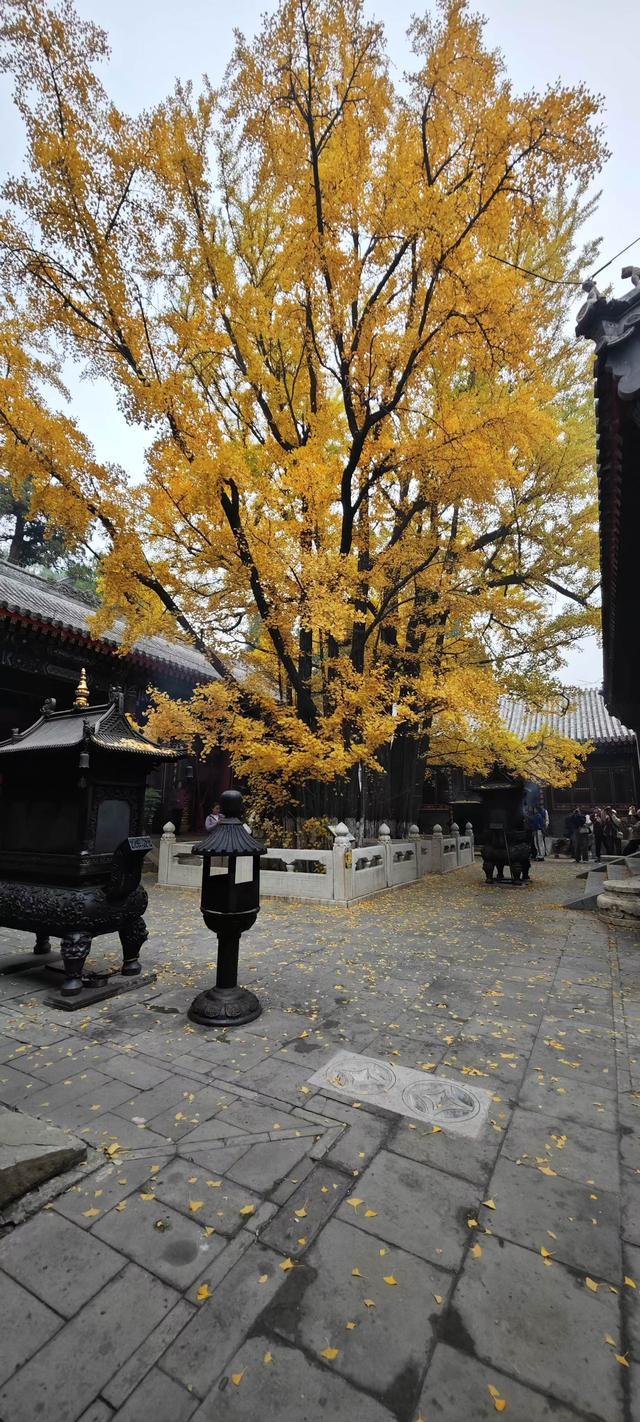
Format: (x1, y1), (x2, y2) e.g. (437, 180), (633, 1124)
(564, 805), (640, 862)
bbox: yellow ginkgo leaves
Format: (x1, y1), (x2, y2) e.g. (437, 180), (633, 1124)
(320, 1347), (339, 1361)
(239, 1204), (256, 1217)
(196, 1283), (212, 1302)
(488, 1383), (507, 1412)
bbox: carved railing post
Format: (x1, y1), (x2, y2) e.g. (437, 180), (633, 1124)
(158, 822), (176, 886)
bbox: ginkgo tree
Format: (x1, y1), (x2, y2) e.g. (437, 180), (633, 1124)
(0, 0), (604, 825)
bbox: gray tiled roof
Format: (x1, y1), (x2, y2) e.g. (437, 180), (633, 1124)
(0, 702), (178, 758)
(0, 560), (217, 681)
(500, 689), (635, 746)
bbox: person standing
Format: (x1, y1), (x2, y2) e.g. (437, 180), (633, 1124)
(532, 806), (546, 861)
(593, 808), (604, 861)
(567, 807), (585, 862)
(205, 801), (222, 832)
(576, 813), (590, 863)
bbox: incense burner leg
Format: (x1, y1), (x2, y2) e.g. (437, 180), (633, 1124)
(34, 931), (51, 955)
(119, 916), (148, 976)
(60, 932), (92, 995)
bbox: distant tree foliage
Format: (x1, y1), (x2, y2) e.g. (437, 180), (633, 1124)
(0, 476), (98, 596)
(0, 0), (604, 820)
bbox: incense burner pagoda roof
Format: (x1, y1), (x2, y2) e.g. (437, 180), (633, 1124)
(0, 700), (178, 759)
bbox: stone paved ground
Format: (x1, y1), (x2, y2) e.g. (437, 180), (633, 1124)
(0, 860), (639, 1422)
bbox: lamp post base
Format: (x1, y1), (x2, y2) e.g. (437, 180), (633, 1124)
(187, 985), (262, 1027)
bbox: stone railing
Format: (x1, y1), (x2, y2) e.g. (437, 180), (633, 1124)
(157, 819), (475, 904)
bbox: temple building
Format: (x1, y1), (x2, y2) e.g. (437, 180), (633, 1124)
(577, 267), (640, 738)
(0, 558), (224, 832)
(422, 689), (639, 836)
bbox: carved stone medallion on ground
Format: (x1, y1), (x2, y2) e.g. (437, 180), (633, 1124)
(308, 1050), (492, 1138)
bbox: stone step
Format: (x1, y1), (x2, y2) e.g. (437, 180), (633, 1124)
(564, 870), (609, 911)
(606, 862), (631, 881)
(0, 1106), (86, 1209)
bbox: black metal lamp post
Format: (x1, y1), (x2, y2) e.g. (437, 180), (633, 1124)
(188, 789), (266, 1027)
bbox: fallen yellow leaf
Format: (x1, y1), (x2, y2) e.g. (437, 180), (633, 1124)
(615, 1354), (630, 1367)
(585, 1277), (599, 1292)
(363, 1298), (376, 1308)
(196, 1284), (212, 1301)
(189, 1200), (204, 1213)
(82, 1208), (100, 1219)
(259, 1274), (269, 1283)
(207, 1180), (222, 1188)
(433, 1294), (443, 1305)
(239, 1204), (256, 1217)
(279, 1258), (295, 1271)
(364, 1209), (377, 1218)
(294, 1207), (308, 1219)
(115, 1201), (127, 1213)
(351, 1267), (362, 1277)
(263, 1350), (273, 1364)
(538, 1166), (557, 1177)
(605, 1335), (617, 1347)
(625, 1276), (637, 1289)
(383, 1275), (398, 1286)
(467, 1218), (479, 1229)
(139, 1192), (155, 1201)
(471, 1243), (483, 1259)
(346, 1321), (357, 1330)
(320, 1347), (339, 1360)
(540, 1247), (554, 1259)
(346, 1198), (364, 1209)
(231, 1370), (245, 1386)
(483, 1199), (496, 1210)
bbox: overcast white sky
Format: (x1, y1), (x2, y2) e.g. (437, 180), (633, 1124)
(1, 0), (638, 687)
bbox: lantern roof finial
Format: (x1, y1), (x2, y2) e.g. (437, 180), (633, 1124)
(73, 668), (90, 709)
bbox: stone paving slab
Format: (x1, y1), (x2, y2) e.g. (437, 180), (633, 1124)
(335, 1149), (473, 1268)
(265, 1215), (450, 1404)
(161, 1241), (287, 1397)
(501, 1105), (620, 1192)
(0, 1262), (179, 1422)
(0, 1271), (62, 1386)
(479, 1155), (621, 1278)
(109, 1365), (197, 1422)
(443, 1233), (623, 1422)
(0, 1209), (125, 1316)
(189, 1333), (396, 1422)
(91, 1186), (227, 1288)
(0, 861), (637, 1422)
(416, 1342), (588, 1420)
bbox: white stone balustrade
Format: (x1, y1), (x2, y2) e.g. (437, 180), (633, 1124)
(157, 814), (476, 901)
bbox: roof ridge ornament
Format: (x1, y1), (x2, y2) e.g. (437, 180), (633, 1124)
(73, 668), (90, 709)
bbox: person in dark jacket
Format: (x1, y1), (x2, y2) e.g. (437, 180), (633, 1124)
(567, 807), (586, 862)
